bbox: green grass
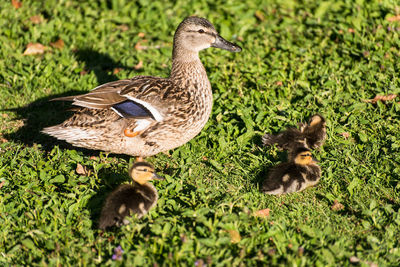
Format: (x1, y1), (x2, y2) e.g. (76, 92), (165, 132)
(1, 0), (400, 265)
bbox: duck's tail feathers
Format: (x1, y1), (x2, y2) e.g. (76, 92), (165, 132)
(42, 125), (98, 143)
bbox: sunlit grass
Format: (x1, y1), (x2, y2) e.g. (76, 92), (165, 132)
(1, 0), (400, 265)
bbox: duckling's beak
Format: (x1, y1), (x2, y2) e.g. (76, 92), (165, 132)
(152, 173), (164, 180)
(211, 34), (242, 52)
(312, 157), (319, 163)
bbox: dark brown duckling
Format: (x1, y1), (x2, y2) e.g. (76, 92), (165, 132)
(262, 114), (326, 150)
(99, 162), (163, 230)
(261, 147), (321, 195)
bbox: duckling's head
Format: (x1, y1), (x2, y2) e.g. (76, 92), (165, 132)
(129, 162), (163, 185)
(173, 16), (242, 54)
(293, 147), (316, 165)
(308, 114), (326, 127)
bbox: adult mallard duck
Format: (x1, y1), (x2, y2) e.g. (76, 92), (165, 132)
(261, 147), (321, 195)
(99, 161), (163, 230)
(43, 16), (241, 157)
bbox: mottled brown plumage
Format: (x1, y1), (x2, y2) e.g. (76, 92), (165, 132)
(99, 162), (163, 230)
(262, 147), (321, 195)
(42, 17), (241, 156)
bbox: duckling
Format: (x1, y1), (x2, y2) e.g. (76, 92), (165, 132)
(261, 147), (321, 195)
(42, 16), (241, 157)
(262, 114), (326, 151)
(99, 162), (163, 229)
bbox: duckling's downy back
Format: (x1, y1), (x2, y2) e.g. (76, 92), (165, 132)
(99, 183), (158, 230)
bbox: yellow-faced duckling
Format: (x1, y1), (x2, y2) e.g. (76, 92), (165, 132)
(42, 16), (241, 157)
(99, 162), (163, 230)
(261, 147), (321, 195)
(262, 114), (326, 151)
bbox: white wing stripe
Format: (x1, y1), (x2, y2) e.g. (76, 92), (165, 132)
(124, 95), (163, 122)
(111, 107), (124, 118)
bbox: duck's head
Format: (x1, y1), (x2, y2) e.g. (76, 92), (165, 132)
(173, 16), (242, 54)
(129, 162), (164, 185)
(293, 147), (317, 165)
(308, 114), (326, 127)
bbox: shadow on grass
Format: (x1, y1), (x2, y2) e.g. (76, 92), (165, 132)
(3, 92), (82, 150)
(74, 48), (138, 85)
(86, 169), (130, 229)
(252, 147), (289, 189)
(2, 48), (137, 152)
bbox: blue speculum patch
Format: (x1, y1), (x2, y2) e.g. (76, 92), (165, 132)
(113, 101), (151, 118)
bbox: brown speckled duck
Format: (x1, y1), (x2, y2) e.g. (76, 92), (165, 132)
(99, 161), (163, 230)
(262, 114), (326, 152)
(43, 17), (241, 157)
(261, 147), (321, 195)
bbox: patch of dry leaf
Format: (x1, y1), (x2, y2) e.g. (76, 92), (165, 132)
(23, 38), (65, 56)
(226, 229), (241, 243)
(253, 208), (271, 218)
(23, 43), (48, 55)
(349, 256), (377, 267)
(362, 94), (397, 104)
(331, 200), (344, 211)
(76, 163), (90, 176)
(387, 15), (400, 22)
(113, 68), (122, 74)
(12, 0), (22, 9)
(116, 24), (129, 32)
(50, 39), (64, 50)
(30, 15), (44, 24)
(134, 60), (143, 70)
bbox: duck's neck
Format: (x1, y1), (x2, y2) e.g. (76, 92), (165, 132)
(170, 48), (208, 81)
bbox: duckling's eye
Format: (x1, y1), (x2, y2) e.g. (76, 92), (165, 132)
(198, 29), (205, 33)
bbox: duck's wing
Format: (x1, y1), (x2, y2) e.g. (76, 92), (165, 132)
(52, 76), (173, 122)
(262, 127), (302, 150)
(52, 79), (137, 108)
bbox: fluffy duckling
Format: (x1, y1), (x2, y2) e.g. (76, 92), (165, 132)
(262, 114), (326, 151)
(99, 162), (163, 230)
(261, 147), (321, 195)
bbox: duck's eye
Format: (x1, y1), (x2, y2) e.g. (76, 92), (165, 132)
(198, 29), (205, 33)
